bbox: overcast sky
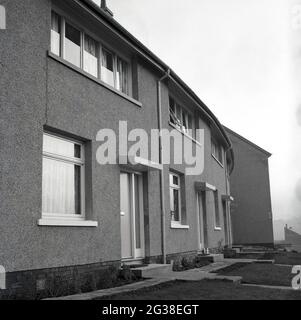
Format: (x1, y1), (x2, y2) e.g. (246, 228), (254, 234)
(108, 0), (301, 224)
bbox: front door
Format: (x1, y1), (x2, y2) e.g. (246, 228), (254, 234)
(120, 172), (145, 260)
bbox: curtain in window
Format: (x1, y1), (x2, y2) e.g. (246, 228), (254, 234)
(42, 158), (81, 215)
(84, 35), (98, 77)
(51, 12), (61, 56)
(101, 48), (114, 87)
(116, 57), (128, 94)
(65, 23), (81, 67)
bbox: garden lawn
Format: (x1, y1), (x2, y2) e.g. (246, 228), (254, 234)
(261, 252), (301, 265)
(216, 263), (294, 287)
(96, 280), (301, 300)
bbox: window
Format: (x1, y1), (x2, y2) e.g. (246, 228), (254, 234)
(101, 48), (114, 87)
(211, 138), (224, 165)
(169, 173), (181, 223)
(50, 11), (130, 95)
(51, 11), (61, 56)
(84, 34), (98, 78)
(214, 191), (221, 229)
(169, 97), (194, 136)
(65, 22), (81, 67)
(116, 57), (129, 94)
(42, 133), (85, 220)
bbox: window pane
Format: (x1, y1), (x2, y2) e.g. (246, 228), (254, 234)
(173, 189), (180, 222)
(116, 57), (128, 94)
(51, 12), (61, 56)
(43, 134), (81, 159)
(176, 105), (182, 126)
(65, 23), (81, 67)
(173, 175), (179, 186)
(83, 34), (98, 77)
(42, 158), (81, 215)
(182, 110), (188, 132)
(101, 49), (114, 87)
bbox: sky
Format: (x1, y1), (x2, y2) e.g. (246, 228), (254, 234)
(108, 0), (301, 231)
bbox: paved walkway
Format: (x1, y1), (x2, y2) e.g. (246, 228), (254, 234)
(46, 259), (243, 300)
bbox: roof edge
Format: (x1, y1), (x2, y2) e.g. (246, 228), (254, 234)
(224, 126), (272, 157)
(77, 0), (233, 150)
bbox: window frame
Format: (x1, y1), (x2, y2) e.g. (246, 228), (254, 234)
(42, 132), (86, 221)
(169, 96), (194, 138)
(50, 9), (131, 96)
(169, 172), (182, 224)
(211, 137), (224, 166)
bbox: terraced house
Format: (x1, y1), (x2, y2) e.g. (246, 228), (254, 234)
(0, 0), (234, 298)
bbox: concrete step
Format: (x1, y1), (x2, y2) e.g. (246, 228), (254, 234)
(131, 264), (173, 278)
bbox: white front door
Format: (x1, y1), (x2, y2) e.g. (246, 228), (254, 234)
(120, 172), (145, 260)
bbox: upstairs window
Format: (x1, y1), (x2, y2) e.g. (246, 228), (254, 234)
(65, 22), (81, 68)
(84, 34), (98, 78)
(169, 97), (193, 136)
(51, 11), (61, 56)
(101, 48), (115, 87)
(211, 138), (224, 165)
(50, 11), (130, 95)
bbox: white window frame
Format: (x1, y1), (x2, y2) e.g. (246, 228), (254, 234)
(169, 97), (194, 138)
(50, 10), (131, 96)
(41, 132), (86, 221)
(169, 173), (182, 224)
(211, 138), (224, 166)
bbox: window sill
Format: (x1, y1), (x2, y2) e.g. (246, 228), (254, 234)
(211, 154), (224, 168)
(214, 227), (222, 231)
(170, 222), (190, 230)
(168, 122), (202, 147)
(48, 51), (142, 108)
(38, 218), (98, 227)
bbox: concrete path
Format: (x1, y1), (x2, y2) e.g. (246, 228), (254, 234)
(46, 259), (244, 300)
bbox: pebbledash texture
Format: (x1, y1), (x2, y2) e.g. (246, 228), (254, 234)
(0, 0), (272, 299)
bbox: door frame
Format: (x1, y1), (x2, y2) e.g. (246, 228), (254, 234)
(120, 171), (145, 261)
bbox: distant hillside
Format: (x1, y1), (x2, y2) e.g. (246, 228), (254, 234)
(274, 217), (301, 240)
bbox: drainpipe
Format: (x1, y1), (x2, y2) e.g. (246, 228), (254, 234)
(157, 69), (171, 265)
(224, 148), (232, 248)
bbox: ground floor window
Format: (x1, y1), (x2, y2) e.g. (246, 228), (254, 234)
(42, 132), (85, 220)
(169, 172), (181, 223)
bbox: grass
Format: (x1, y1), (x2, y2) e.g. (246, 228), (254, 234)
(95, 279), (301, 300)
(261, 252), (301, 265)
(216, 263), (294, 287)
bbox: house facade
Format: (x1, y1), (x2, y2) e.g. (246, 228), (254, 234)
(224, 127), (274, 247)
(0, 0), (234, 298)
(284, 226), (301, 253)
